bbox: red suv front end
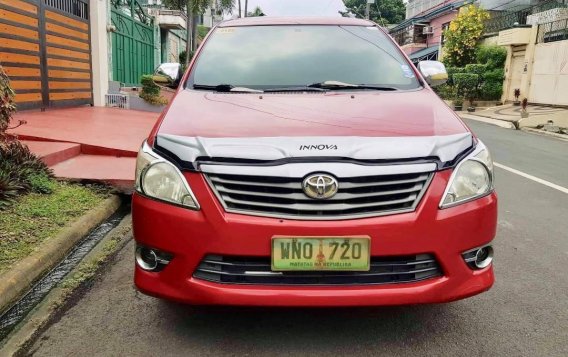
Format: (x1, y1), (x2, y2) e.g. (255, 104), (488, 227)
(132, 17), (497, 306)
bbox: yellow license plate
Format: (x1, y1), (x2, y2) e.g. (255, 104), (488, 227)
(271, 236), (370, 271)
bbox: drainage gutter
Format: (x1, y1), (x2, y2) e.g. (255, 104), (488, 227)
(0, 195), (121, 315)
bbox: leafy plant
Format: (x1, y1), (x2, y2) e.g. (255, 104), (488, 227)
(0, 170), (21, 209)
(0, 65), (54, 209)
(340, 0), (406, 25)
(28, 172), (57, 194)
(442, 5), (489, 68)
(434, 84), (457, 100)
(483, 68), (505, 82)
(476, 45), (507, 70)
(454, 73), (479, 105)
(139, 75), (168, 106)
(479, 81), (503, 100)
(464, 64), (487, 78)
(445, 67), (465, 86)
(0, 65), (16, 135)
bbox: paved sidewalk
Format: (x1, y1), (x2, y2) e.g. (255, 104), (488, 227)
(464, 104), (568, 128)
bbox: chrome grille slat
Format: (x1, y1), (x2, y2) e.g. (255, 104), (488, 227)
(210, 174), (430, 189)
(214, 183), (424, 201)
(194, 254), (443, 285)
(221, 194), (419, 211)
(205, 166), (433, 219)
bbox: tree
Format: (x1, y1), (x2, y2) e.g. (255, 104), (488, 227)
(340, 0), (405, 26)
(247, 6), (265, 17)
(163, 0), (234, 64)
(442, 5), (490, 68)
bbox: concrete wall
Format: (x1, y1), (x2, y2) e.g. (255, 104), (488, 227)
(529, 40), (568, 106)
(499, 22), (568, 106)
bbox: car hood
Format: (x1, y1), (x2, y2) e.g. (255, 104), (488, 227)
(155, 89), (473, 169)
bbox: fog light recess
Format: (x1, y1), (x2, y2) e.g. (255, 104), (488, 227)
(135, 245), (173, 272)
(462, 245), (493, 270)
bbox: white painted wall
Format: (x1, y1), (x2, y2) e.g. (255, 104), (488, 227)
(90, 0), (110, 107)
(529, 40), (568, 106)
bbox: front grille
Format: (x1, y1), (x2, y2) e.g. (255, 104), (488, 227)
(193, 254), (442, 285)
(205, 171), (432, 219)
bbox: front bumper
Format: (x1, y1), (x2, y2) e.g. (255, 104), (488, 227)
(132, 169), (497, 306)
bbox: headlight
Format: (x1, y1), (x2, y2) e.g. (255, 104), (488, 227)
(135, 141), (199, 209)
(440, 140), (494, 208)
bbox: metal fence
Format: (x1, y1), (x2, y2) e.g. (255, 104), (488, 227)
(484, 0), (568, 34)
(537, 18), (568, 43)
(44, 0), (89, 20)
(105, 94), (130, 109)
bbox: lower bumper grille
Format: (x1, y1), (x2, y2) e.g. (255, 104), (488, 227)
(193, 254), (442, 286)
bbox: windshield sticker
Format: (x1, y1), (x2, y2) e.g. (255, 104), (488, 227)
(217, 28), (235, 34)
(401, 65), (415, 78)
(366, 26), (379, 31)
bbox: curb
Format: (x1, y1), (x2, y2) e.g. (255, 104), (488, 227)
(458, 113), (516, 129)
(0, 215), (133, 357)
(521, 127), (568, 142)
(0, 195), (121, 315)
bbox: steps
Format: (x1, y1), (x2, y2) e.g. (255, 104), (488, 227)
(21, 141), (81, 167)
(51, 154), (136, 192)
(22, 140), (135, 192)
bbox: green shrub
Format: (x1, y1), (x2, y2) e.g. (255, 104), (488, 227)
(454, 73), (479, 103)
(446, 67), (465, 86)
(139, 75), (168, 106)
(0, 170), (21, 209)
(434, 84), (458, 100)
(464, 64), (487, 77)
(0, 65), (55, 209)
(479, 81), (503, 100)
(476, 45), (507, 70)
(483, 68), (505, 82)
(0, 139), (54, 209)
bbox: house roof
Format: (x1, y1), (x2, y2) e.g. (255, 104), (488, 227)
(408, 45), (439, 61)
(218, 16), (375, 27)
(389, 0), (472, 33)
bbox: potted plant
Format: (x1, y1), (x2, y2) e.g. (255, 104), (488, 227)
(454, 97), (463, 111)
(453, 73), (478, 113)
(513, 89), (521, 106)
(520, 98), (529, 118)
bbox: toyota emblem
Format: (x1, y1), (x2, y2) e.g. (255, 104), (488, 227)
(302, 174), (339, 199)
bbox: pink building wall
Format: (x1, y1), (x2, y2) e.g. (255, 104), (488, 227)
(426, 12), (457, 48)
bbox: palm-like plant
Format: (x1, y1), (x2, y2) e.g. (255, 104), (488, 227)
(163, 0), (236, 63)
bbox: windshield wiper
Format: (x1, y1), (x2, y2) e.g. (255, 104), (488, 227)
(193, 84), (262, 93)
(263, 86), (328, 93)
(307, 81), (398, 91)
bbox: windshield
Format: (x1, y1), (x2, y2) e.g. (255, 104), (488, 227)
(189, 25), (421, 91)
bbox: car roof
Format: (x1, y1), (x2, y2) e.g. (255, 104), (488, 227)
(218, 16), (376, 27)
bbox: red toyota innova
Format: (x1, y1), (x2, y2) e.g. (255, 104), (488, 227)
(132, 16), (497, 306)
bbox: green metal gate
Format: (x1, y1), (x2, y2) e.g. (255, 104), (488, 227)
(110, 0), (155, 86)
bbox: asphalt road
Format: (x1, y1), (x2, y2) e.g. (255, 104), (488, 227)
(28, 120), (568, 357)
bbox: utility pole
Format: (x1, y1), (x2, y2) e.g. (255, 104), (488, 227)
(366, 0), (374, 20)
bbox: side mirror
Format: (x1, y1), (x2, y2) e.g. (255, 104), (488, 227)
(153, 63), (182, 89)
(417, 61), (448, 87)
